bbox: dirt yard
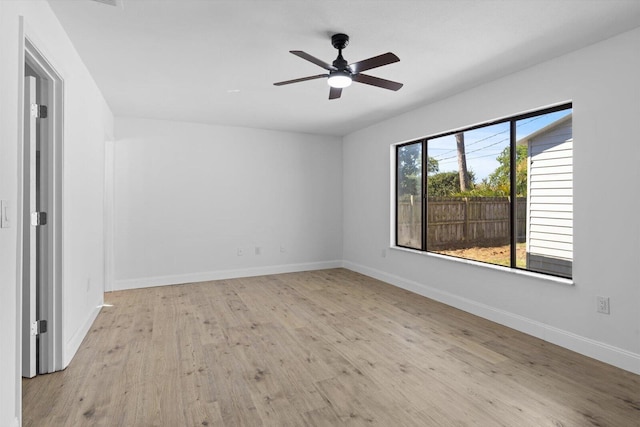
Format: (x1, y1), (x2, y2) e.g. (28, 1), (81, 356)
(436, 243), (526, 268)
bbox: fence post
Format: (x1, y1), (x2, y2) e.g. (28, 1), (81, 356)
(463, 197), (469, 243)
(409, 195), (415, 242)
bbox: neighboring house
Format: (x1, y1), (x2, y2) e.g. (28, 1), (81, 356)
(518, 114), (573, 278)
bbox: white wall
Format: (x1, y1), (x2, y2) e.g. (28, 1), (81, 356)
(112, 118), (342, 289)
(0, 9), (635, 427)
(343, 28), (640, 374)
(0, 1), (113, 425)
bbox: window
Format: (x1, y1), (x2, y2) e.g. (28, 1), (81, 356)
(395, 104), (573, 279)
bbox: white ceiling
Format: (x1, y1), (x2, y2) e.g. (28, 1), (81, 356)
(47, 0), (640, 136)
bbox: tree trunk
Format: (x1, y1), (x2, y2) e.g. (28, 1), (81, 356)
(456, 132), (469, 192)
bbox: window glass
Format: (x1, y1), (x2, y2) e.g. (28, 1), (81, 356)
(397, 142), (422, 249)
(427, 123), (511, 265)
(516, 110), (573, 277)
(394, 105), (572, 278)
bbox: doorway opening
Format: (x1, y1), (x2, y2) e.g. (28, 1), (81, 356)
(21, 38), (64, 378)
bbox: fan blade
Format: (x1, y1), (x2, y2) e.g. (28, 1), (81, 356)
(291, 51), (337, 71)
(329, 87), (342, 100)
(274, 74), (328, 86)
(349, 52), (399, 74)
(352, 73), (403, 91)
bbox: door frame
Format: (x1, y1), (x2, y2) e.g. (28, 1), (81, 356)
(18, 35), (64, 377)
(104, 138), (115, 293)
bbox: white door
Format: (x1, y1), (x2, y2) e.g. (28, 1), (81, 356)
(22, 76), (37, 378)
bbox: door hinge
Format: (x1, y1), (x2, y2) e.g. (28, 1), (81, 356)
(31, 320), (48, 336)
(31, 211), (47, 226)
(30, 103), (48, 119)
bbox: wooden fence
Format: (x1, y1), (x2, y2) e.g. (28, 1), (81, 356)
(397, 197), (526, 250)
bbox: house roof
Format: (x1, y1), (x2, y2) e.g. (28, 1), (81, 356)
(47, 0), (640, 136)
(517, 113), (572, 146)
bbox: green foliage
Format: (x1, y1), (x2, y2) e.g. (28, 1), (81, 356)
(486, 145), (528, 196)
(427, 156), (439, 175)
(424, 144), (529, 198)
(398, 143), (439, 196)
(453, 183), (509, 197)
(398, 144), (420, 175)
(427, 170), (475, 197)
(398, 144), (420, 196)
(405, 135), (530, 200)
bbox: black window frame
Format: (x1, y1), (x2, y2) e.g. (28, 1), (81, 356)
(395, 102), (573, 278)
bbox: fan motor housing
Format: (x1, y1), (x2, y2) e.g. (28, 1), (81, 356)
(331, 33), (349, 50)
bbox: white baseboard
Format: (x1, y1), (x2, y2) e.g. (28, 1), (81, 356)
(63, 302), (102, 368)
(112, 260), (344, 291)
(343, 261), (640, 375)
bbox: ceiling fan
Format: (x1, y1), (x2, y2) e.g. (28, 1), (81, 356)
(274, 33), (403, 100)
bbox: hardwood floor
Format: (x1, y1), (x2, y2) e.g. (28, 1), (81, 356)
(23, 269), (639, 426)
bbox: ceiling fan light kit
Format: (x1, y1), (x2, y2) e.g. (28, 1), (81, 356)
(327, 70), (352, 88)
(274, 33), (402, 99)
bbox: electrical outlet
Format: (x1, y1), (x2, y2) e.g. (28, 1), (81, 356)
(280, 246), (286, 253)
(381, 249), (387, 258)
(237, 248), (244, 256)
(596, 296), (610, 314)
(255, 246), (261, 255)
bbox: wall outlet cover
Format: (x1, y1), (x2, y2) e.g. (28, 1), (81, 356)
(596, 296), (610, 314)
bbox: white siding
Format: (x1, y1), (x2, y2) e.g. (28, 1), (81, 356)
(527, 117), (573, 276)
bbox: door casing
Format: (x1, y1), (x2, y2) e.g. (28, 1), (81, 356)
(19, 36), (64, 378)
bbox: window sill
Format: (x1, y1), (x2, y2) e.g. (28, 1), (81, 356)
(390, 246), (575, 286)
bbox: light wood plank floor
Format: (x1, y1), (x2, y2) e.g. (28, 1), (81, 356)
(23, 269), (639, 426)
